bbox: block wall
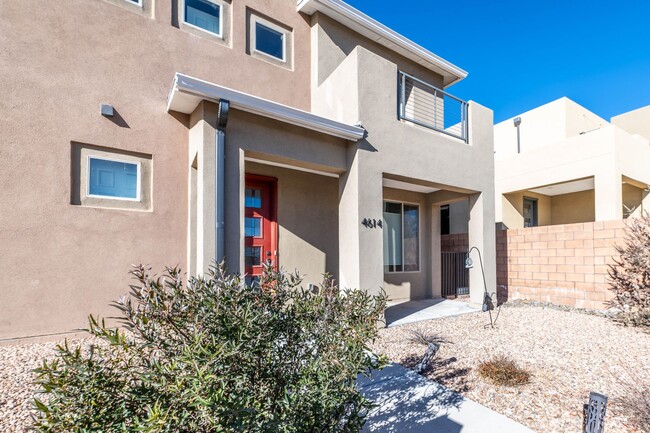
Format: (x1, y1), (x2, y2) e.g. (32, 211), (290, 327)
(496, 221), (624, 309)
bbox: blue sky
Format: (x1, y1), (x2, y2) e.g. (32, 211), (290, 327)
(345, 0), (650, 123)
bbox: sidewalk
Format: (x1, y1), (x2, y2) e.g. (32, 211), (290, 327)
(359, 364), (535, 433)
(385, 299), (480, 327)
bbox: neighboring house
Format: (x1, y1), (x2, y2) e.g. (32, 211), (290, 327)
(0, 0), (496, 342)
(494, 97), (650, 229)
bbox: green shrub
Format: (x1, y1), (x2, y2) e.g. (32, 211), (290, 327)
(477, 356), (531, 387)
(608, 214), (650, 328)
(32, 264), (388, 432)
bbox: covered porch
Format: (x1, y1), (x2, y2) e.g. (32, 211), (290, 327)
(168, 72), (495, 312)
(500, 175), (649, 229)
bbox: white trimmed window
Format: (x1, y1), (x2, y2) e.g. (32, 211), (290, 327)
(252, 16), (287, 62)
(88, 156), (141, 201)
(183, 0), (223, 38)
(383, 201), (420, 272)
(124, 0), (142, 6)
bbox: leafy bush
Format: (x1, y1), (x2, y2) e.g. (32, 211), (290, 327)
(477, 356), (531, 387)
(608, 214), (650, 328)
(32, 264), (387, 432)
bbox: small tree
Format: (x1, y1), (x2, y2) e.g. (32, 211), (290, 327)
(33, 264), (387, 432)
(608, 214), (650, 328)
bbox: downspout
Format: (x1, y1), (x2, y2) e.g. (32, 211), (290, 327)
(215, 99), (230, 264)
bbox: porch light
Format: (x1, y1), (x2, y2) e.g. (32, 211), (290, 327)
(464, 257), (474, 269)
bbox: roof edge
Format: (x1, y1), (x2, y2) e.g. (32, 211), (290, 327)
(298, 0), (468, 86)
(167, 73), (365, 141)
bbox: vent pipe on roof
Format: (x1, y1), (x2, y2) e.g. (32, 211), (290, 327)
(513, 117), (522, 154)
(215, 99), (230, 264)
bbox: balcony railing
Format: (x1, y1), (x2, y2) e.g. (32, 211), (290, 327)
(398, 71), (468, 142)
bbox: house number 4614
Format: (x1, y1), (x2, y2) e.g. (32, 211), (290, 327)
(362, 218), (383, 229)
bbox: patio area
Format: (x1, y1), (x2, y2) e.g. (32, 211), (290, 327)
(385, 299), (481, 327)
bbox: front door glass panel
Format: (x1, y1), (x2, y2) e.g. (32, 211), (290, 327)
(244, 176), (277, 281)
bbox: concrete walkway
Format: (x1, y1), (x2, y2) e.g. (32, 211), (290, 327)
(359, 364), (534, 433)
(385, 299), (480, 327)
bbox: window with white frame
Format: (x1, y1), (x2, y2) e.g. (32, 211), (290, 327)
(183, 0), (223, 37)
(383, 201), (420, 272)
(124, 0), (142, 5)
(252, 17), (287, 62)
(88, 157), (140, 201)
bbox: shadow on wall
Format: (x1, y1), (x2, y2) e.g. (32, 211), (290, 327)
(359, 363), (464, 433)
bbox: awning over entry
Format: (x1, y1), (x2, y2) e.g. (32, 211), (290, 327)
(166, 72), (365, 141)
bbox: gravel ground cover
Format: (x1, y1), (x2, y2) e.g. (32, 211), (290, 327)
(373, 303), (650, 433)
(0, 339), (76, 432)
(1, 304), (649, 433)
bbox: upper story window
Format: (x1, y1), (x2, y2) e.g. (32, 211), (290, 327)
(183, 0), (223, 37)
(253, 18), (286, 62)
(103, 0), (151, 16)
(88, 157), (140, 201)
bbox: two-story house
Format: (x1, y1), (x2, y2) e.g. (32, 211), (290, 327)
(0, 0), (496, 342)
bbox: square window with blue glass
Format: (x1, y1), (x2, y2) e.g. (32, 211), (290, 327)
(255, 21), (285, 61)
(185, 0), (221, 36)
(89, 157), (139, 200)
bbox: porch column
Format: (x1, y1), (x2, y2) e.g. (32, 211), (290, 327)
(224, 146), (245, 275)
(431, 204), (442, 298)
(338, 150), (384, 294)
(468, 192), (496, 305)
(189, 101), (217, 275)
(595, 172), (622, 221)
(189, 101), (245, 275)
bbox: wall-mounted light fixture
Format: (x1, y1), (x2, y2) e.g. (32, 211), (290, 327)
(100, 104), (114, 117)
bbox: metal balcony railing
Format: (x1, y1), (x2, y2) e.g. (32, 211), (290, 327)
(398, 71), (469, 142)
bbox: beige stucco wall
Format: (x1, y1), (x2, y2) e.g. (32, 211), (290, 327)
(622, 183), (644, 216)
(494, 97), (607, 160)
(244, 162), (339, 286)
(0, 0), (312, 341)
(501, 191), (551, 229)
(551, 190), (595, 225)
(611, 105), (650, 142)
(311, 13), (445, 92)
(496, 122), (650, 228)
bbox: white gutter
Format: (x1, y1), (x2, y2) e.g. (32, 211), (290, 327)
(167, 73), (365, 141)
(297, 0), (468, 87)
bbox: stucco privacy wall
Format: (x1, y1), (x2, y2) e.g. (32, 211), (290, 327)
(0, 0), (312, 341)
(496, 221), (623, 310)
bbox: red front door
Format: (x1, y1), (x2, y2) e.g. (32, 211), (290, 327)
(244, 175), (278, 280)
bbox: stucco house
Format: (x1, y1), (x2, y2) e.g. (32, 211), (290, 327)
(494, 98), (650, 229)
(0, 0), (496, 342)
